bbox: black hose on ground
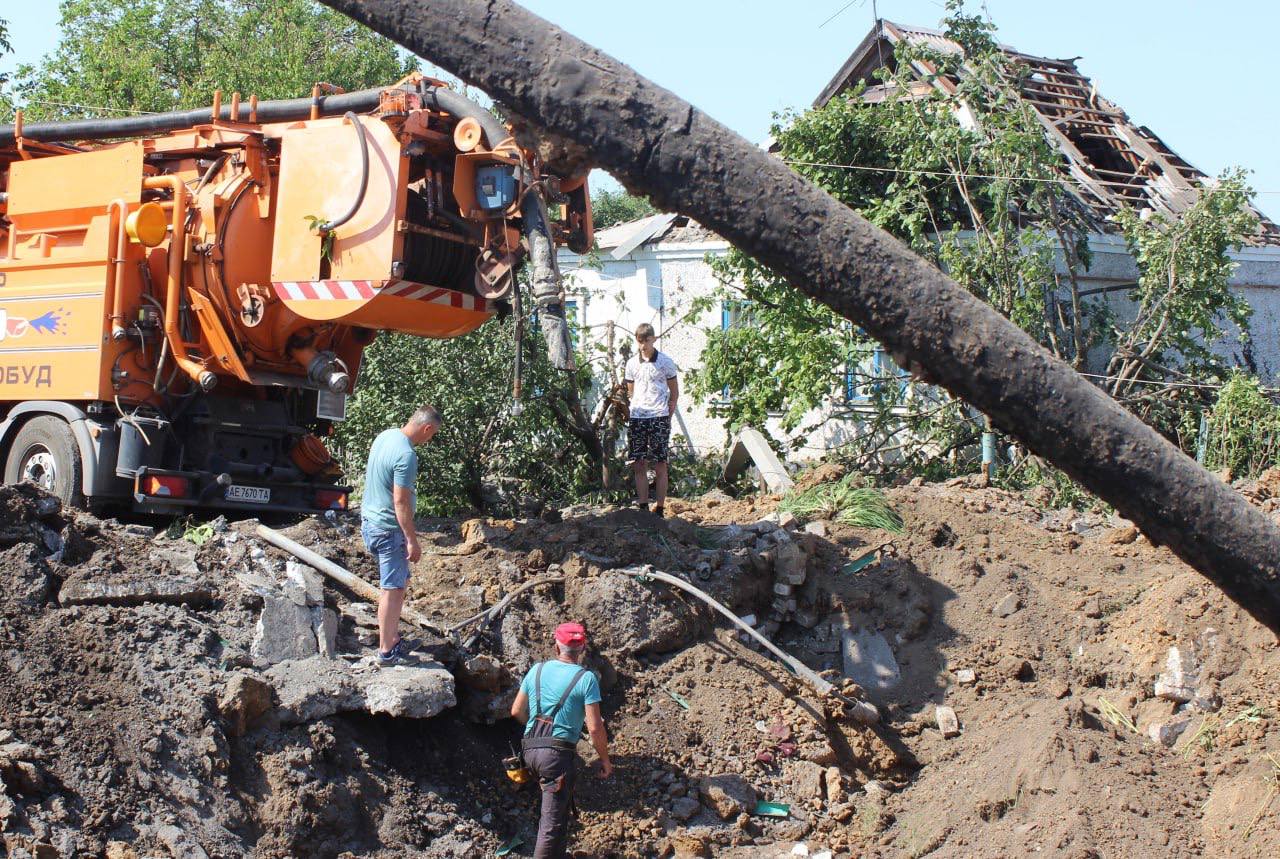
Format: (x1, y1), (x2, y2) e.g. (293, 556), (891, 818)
(316, 112), (370, 233)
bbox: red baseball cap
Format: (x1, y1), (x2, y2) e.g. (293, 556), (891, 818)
(554, 622), (587, 647)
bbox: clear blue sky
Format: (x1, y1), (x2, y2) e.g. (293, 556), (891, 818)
(5, 1), (1277, 219)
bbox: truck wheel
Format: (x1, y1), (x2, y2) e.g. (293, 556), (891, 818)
(3, 415), (85, 508)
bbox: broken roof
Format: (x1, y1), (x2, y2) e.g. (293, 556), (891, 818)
(815, 20), (1280, 246)
(591, 213), (721, 258)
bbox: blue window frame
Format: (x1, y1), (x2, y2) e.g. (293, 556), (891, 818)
(846, 346), (908, 402)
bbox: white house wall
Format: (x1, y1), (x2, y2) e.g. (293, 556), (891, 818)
(560, 233), (1280, 463)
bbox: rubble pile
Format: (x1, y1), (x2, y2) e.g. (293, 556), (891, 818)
(0, 476), (1277, 857)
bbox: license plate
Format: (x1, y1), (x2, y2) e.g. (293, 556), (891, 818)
(225, 484), (271, 504)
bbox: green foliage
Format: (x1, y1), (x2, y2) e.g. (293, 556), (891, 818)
(5, 0), (414, 120)
(590, 188), (657, 230)
(1107, 173), (1259, 429)
(779, 475), (903, 532)
(333, 315), (599, 516)
(995, 457), (1100, 512)
(1201, 372), (1280, 478)
(686, 255), (853, 435)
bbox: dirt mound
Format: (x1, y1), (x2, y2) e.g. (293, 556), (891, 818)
(0, 479), (1277, 857)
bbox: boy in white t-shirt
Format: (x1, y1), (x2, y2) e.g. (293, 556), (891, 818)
(623, 323), (679, 516)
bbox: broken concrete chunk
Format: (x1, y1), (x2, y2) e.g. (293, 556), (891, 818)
(953, 668), (977, 686)
(151, 543), (201, 578)
(267, 656), (456, 723)
(363, 662), (457, 718)
(1147, 717), (1192, 747)
(803, 520), (828, 538)
(59, 573), (214, 608)
(723, 428), (794, 493)
(457, 653), (506, 692)
(773, 582), (795, 597)
(840, 628), (900, 695)
(154, 823), (210, 859)
(340, 602), (379, 629)
(778, 511), (799, 530)
(122, 523), (155, 539)
(993, 592), (1021, 618)
(935, 705), (961, 738)
(314, 608), (338, 658)
(1154, 646), (1198, 703)
(793, 608), (821, 629)
(284, 560), (325, 607)
(251, 595), (319, 664)
(670, 795), (700, 822)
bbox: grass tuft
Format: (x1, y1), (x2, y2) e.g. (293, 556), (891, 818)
(778, 474), (903, 532)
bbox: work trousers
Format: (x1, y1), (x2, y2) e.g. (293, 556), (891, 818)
(524, 746), (577, 859)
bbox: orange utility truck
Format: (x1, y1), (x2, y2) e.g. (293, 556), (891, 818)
(0, 75), (591, 513)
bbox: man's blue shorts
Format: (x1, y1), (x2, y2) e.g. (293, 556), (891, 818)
(361, 522), (411, 590)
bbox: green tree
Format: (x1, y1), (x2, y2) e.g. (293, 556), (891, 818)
(334, 313), (600, 516)
(6, 0), (414, 120)
(590, 188), (657, 230)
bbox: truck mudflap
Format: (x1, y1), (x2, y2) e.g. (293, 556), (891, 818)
(132, 466), (350, 515)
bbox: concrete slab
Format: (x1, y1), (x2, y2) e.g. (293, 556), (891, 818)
(267, 656), (456, 724)
(251, 595), (319, 663)
(723, 428), (794, 493)
(840, 627), (900, 695)
(59, 574), (213, 608)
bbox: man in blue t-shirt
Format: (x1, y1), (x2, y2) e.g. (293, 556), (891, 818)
(361, 405), (441, 666)
(511, 622), (612, 859)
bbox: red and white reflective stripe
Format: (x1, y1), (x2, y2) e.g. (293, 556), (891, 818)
(379, 280), (490, 312)
(272, 280), (377, 301)
(271, 279), (490, 313)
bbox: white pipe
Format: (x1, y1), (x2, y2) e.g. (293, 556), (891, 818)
(256, 524), (442, 634)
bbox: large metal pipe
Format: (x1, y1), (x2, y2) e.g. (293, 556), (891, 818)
(0, 87), (389, 147)
(320, 0), (1280, 632)
(104, 199), (130, 341)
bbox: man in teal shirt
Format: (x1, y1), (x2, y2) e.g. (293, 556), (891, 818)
(511, 622), (612, 859)
(361, 405), (441, 666)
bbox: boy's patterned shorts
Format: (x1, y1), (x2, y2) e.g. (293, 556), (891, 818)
(628, 416), (671, 463)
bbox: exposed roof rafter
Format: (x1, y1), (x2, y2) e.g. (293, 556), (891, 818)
(815, 20), (1280, 246)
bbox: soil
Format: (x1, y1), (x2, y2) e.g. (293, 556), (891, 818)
(0, 475), (1277, 858)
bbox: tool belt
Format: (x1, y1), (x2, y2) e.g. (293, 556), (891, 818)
(520, 662), (589, 756)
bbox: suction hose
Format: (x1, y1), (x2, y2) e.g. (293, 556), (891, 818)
(316, 112), (370, 234)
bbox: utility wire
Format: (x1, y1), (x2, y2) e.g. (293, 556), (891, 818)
(819, 0), (866, 29)
(779, 158), (1280, 195)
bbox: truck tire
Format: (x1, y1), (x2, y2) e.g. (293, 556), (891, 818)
(3, 415), (85, 508)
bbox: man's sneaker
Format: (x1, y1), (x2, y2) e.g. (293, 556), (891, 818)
(652, 504), (666, 518)
(376, 640), (420, 667)
(395, 635), (422, 653)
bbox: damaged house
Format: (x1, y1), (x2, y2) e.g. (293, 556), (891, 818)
(560, 19), (1280, 459)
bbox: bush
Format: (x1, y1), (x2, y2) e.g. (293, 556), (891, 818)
(1202, 372), (1280, 478)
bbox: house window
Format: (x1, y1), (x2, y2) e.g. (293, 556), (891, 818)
(846, 346), (909, 403)
(718, 300), (753, 399)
